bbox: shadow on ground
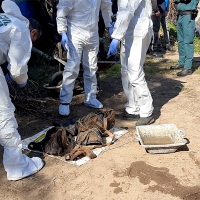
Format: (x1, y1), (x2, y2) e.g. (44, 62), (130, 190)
(47, 69), (184, 125)
(97, 73), (183, 122)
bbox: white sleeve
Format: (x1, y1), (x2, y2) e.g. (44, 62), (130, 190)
(100, 0), (113, 28)
(56, 0), (73, 34)
(111, 0), (143, 40)
(7, 28), (31, 85)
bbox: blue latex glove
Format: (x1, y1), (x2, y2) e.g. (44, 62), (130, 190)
(109, 22), (115, 35)
(61, 32), (68, 51)
(5, 73), (13, 82)
(18, 81), (27, 89)
(109, 27), (113, 35)
(165, 0), (169, 9)
(107, 39), (119, 55)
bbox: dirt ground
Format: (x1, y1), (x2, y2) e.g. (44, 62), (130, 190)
(0, 51), (200, 200)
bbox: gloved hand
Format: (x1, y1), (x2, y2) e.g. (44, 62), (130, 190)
(5, 73), (13, 82)
(107, 39), (119, 55)
(18, 81), (27, 89)
(109, 22), (115, 35)
(61, 32), (68, 51)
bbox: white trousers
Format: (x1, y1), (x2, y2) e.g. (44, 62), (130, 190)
(120, 28), (154, 117)
(0, 68), (42, 180)
(60, 37), (99, 104)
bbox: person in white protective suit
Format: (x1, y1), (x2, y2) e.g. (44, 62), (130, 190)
(56, 0), (113, 116)
(0, 0), (44, 180)
(107, 0), (155, 126)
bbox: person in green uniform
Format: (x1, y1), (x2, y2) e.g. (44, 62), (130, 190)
(170, 0), (199, 76)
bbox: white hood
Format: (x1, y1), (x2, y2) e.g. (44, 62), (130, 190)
(1, 0), (29, 28)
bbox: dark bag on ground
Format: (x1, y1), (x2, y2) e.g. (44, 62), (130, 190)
(28, 109), (116, 160)
(28, 126), (76, 156)
(75, 109), (115, 146)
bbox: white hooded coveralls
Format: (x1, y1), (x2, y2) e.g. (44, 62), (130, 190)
(56, 0), (112, 104)
(0, 0), (43, 180)
(111, 0), (154, 117)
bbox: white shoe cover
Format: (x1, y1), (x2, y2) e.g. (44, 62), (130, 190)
(7, 157), (44, 181)
(59, 104), (70, 116)
(84, 98), (103, 109)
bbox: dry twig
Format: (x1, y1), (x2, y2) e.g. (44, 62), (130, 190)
(7, 80), (53, 117)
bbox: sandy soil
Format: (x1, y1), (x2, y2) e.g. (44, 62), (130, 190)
(0, 52), (200, 200)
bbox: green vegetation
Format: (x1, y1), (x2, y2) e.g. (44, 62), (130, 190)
(194, 36), (200, 54)
(28, 20), (200, 85)
(168, 21), (177, 38)
(28, 53), (58, 85)
(167, 20), (200, 54)
(144, 57), (177, 75)
(105, 64), (121, 78)
(102, 58), (178, 78)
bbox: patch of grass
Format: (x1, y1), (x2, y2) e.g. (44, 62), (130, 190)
(102, 58), (177, 77)
(144, 57), (177, 75)
(168, 21), (177, 38)
(159, 20), (177, 47)
(194, 37), (200, 54)
(144, 66), (168, 75)
(168, 21), (178, 47)
(28, 53), (58, 85)
(194, 68), (200, 74)
(167, 20), (200, 54)
(105, 64), (121, 78)
(181, 86), (193, 92)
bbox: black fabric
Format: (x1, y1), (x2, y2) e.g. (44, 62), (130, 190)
(180, 0), (192, 4)
(98, 12), (105, 38)
(98, 40), (107, 60)
(191, 10), (198, 20)
(177, 10), (198, 20)
(178, 10), (192, 15)
(151, 0), (159, 13)
(151, 0), (165, 13)
(0, 0), (3, 13)
(28, 109), (115, 160)
(0, 62), (9, 76)
(157, 0), (166, 13)
(112, 0), (118, 15)
(28, 126), (76, 156)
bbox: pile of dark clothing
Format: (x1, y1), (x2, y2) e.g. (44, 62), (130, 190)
(28, 109), (115, 161)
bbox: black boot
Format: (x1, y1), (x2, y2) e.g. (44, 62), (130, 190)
(170, 64), (184, 70)
(116, 111), (140, 121)
(177, 69), (192, 77)
(136, 115), (155, 126)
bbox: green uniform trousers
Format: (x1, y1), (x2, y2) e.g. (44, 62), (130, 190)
(177, 14), (195, 69)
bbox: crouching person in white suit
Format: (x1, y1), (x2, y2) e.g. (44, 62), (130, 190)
(0, 0), (44, 180)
